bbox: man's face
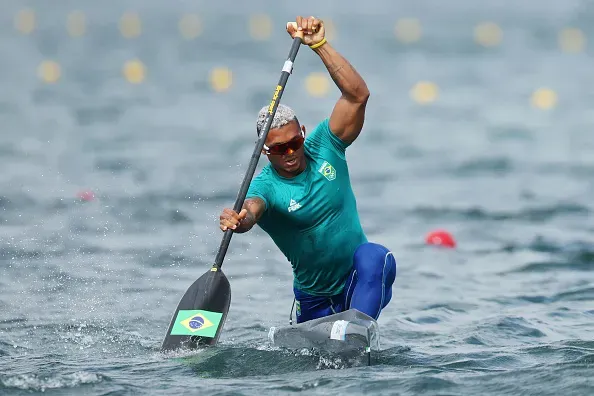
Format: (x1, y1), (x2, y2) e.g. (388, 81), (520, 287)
(263, 120), (307, 176)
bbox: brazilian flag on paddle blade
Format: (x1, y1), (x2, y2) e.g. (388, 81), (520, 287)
(170, 310), (223, 338)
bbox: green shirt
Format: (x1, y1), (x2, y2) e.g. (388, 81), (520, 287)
(246, 118), (368, 296)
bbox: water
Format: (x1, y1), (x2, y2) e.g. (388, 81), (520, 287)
(1, 0), (593, 394)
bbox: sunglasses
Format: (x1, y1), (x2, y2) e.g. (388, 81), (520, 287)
(263, 131), (305, 155)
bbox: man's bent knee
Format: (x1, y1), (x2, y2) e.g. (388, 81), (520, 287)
(353, 242), (397, 283)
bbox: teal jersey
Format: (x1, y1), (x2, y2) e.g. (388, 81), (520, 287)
(246, 118), (368, 296)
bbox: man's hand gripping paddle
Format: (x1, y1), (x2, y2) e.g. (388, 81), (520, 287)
(160, 32), (304, 352)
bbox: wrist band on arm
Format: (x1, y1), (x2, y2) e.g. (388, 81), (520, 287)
(309, 37), (327, 50)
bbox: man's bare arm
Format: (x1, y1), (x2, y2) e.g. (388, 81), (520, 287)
(235, 198), (265, 233)
(313, 41), (370, 145)
(219, 198), (266, 233)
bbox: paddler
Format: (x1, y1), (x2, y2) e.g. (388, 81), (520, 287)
(219, 16), (397, 323)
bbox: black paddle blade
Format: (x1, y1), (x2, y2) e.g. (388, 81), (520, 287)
(160, 268), (231, 352)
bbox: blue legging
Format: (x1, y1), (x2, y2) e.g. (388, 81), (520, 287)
(294, 242), (397, 323)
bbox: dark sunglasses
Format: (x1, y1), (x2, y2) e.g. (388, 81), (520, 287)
(263, 131), (305, 155)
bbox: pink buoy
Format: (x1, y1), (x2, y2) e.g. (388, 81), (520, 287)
(77, 190), (95, 202)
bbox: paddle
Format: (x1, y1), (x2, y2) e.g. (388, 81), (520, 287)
(161, 34), (304, 352)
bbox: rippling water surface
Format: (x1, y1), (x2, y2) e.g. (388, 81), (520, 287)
(1, 0), (593, 395)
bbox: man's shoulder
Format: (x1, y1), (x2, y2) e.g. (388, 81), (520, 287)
(304, 118), (328, 146)
(305, 117), (349, 159)
(249, 164), (282, 193)
(247, 165), (276, 208)
(253, 164), (274, 181)
(309, 117), (331, 135)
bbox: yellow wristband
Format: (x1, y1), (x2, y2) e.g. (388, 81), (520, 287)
(309, 37), (327, 50)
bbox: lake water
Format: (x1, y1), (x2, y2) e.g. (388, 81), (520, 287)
(1, 1), (593, 395)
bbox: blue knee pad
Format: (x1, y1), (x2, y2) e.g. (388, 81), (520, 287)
(345, 242), (397, 319)
(353, 242), (397, 285)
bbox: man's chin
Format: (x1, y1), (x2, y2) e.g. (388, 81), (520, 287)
(283, 159), (301, 173)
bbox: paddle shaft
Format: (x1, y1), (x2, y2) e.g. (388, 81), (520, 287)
(213, 36), (303, 270)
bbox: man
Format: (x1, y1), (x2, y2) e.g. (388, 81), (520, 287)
(219, 16), (396, 323)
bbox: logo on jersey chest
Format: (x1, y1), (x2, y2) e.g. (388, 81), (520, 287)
(288, 199), (302, 212)
(318, 160), (336, 181)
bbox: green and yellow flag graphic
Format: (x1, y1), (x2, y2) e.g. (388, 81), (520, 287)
(170, 310), (223, 338)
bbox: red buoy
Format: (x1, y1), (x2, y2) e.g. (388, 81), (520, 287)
(77, 190), (95, 202)
(425, 229), (456, 248)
